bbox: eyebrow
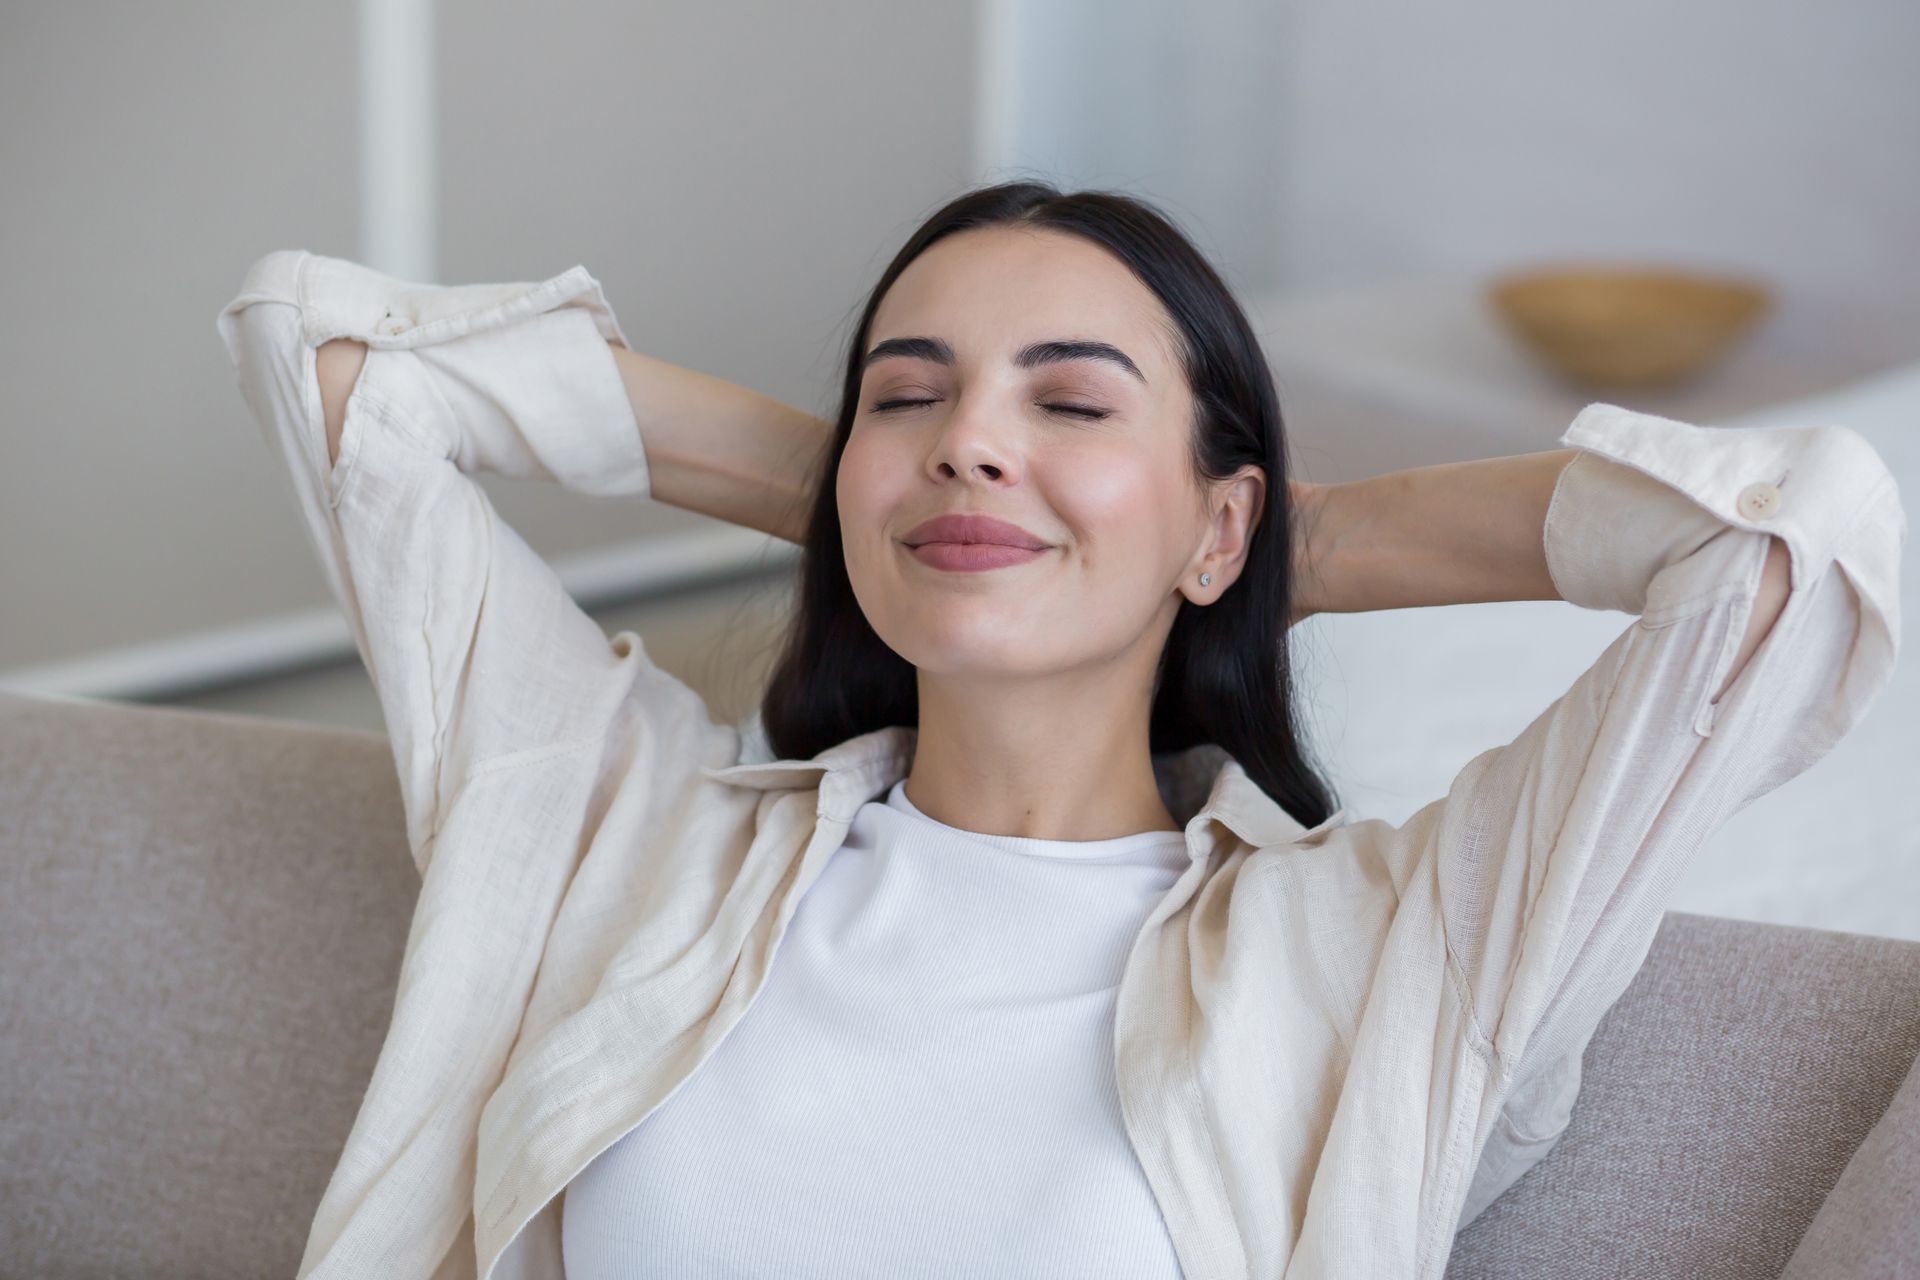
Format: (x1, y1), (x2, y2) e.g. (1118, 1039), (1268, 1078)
(861, 335), (1147, 385)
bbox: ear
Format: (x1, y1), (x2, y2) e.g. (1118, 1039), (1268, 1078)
(1193, 465), (1267, 595)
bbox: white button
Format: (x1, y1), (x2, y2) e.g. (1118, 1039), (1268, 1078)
(376, 313), (407, 336)
(1736, 480), (1781, 520)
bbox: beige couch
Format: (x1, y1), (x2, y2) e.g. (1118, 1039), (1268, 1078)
(2, 687), (1916, 1277)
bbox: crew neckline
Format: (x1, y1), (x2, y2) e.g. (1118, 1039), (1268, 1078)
(879, 779), (1190, 862)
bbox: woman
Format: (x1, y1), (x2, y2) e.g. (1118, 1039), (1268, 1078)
(217, 182), (1901, 1279)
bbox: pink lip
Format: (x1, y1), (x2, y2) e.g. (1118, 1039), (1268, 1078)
(902, 512), (1050, 550)
(908, 542), (1049, 572)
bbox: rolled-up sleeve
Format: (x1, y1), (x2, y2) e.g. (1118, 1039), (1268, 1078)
(1416, 402), (1903, 1090)
(215, 250), (722, 878)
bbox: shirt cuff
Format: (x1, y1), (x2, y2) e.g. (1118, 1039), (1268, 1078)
(1542, 401), (1896, 616)
(291, 249), (653, 499)
(410, 302), (653, 500)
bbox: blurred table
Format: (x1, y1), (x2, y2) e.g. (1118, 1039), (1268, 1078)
(1243, 275), (1920, 485)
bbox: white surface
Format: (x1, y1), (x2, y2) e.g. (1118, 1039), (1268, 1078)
(1297, 362), (1919, 942)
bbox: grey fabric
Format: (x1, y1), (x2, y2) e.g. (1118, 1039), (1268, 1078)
(1, 687), (1916, 1279)
(1781, 1044), (1920, 1278)
(1454, 1041), (1585, 1230)
(1445, 911), (1920, 1278)
(0, 690), (419, 1279)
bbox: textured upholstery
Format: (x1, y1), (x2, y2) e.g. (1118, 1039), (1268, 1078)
(1444, 910), (1920, 1277)
(0, 690), (420, 1278)
(1780, 1024), (1920, 1278)
(0, 688), (1915, 1279)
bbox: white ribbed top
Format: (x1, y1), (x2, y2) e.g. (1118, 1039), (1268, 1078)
(559, 777), (1191, 1278)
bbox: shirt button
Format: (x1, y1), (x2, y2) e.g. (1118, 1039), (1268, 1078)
(1736, 480), (1781, 520)
(376, 313), (408, 336)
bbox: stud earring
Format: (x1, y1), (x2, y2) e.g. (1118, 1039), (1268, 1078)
(1198, 573), (1212, 587)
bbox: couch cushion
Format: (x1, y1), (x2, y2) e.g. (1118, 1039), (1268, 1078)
(0, 691), (419, 1279)
(5, 691), (1918, 1278)
(1780, 1043), (1920, 1277)
(1445, 911), (1920, 1278)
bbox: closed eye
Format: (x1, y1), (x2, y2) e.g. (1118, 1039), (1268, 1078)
(872, 398), (1110, 421)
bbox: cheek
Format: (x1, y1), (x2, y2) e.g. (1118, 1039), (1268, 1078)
(836, 430), (922, 570)
(835, 431), (892, 526)
(1048, 452), (1184, 568)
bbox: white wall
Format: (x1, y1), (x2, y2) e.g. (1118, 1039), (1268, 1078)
(6, 0), (1915, 692)
(1268, 0), (1920, 309)
(981, 0), (1290, 294)
(0, 3), (358, 680)
(0, 0), (979, 691)
(977, 0), (1918, 311)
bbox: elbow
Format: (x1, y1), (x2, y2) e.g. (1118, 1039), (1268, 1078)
(315, 338), (370, 471)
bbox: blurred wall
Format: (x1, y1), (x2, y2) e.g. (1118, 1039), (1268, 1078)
(1, 3), (358, 678)
(1268, 0), (1920, 310)
(0, 0), (978, 687)
(7, 0), (1916, 690)
(981, 0), (1289, 296)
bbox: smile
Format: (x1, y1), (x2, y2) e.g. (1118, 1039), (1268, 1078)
(906, 542), (1052, 572)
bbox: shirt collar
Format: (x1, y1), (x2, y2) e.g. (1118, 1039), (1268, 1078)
(698, 725), (1348, 860)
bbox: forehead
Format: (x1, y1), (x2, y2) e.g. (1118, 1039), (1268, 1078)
(868, 226), (1181, 376)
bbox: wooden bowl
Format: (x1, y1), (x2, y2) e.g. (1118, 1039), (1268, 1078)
(1488, 265), (1772, 389)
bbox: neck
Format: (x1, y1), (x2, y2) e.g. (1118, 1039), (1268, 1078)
(902, 674), (1179, 841)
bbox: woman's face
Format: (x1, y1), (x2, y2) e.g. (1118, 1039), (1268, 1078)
(837, 225), (1259, 683)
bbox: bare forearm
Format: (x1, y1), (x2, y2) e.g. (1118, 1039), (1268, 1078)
(1308, 449), (1581, 614)
(606, 343), (834, 545)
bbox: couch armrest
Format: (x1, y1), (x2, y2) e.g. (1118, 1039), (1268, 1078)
(1780, 1045), (1920, 1277)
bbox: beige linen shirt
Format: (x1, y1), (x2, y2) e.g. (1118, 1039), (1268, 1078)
(216, 250), (1904, 1280)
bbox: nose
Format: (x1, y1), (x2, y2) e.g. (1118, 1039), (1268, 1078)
(926, 391), (1018, 485)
